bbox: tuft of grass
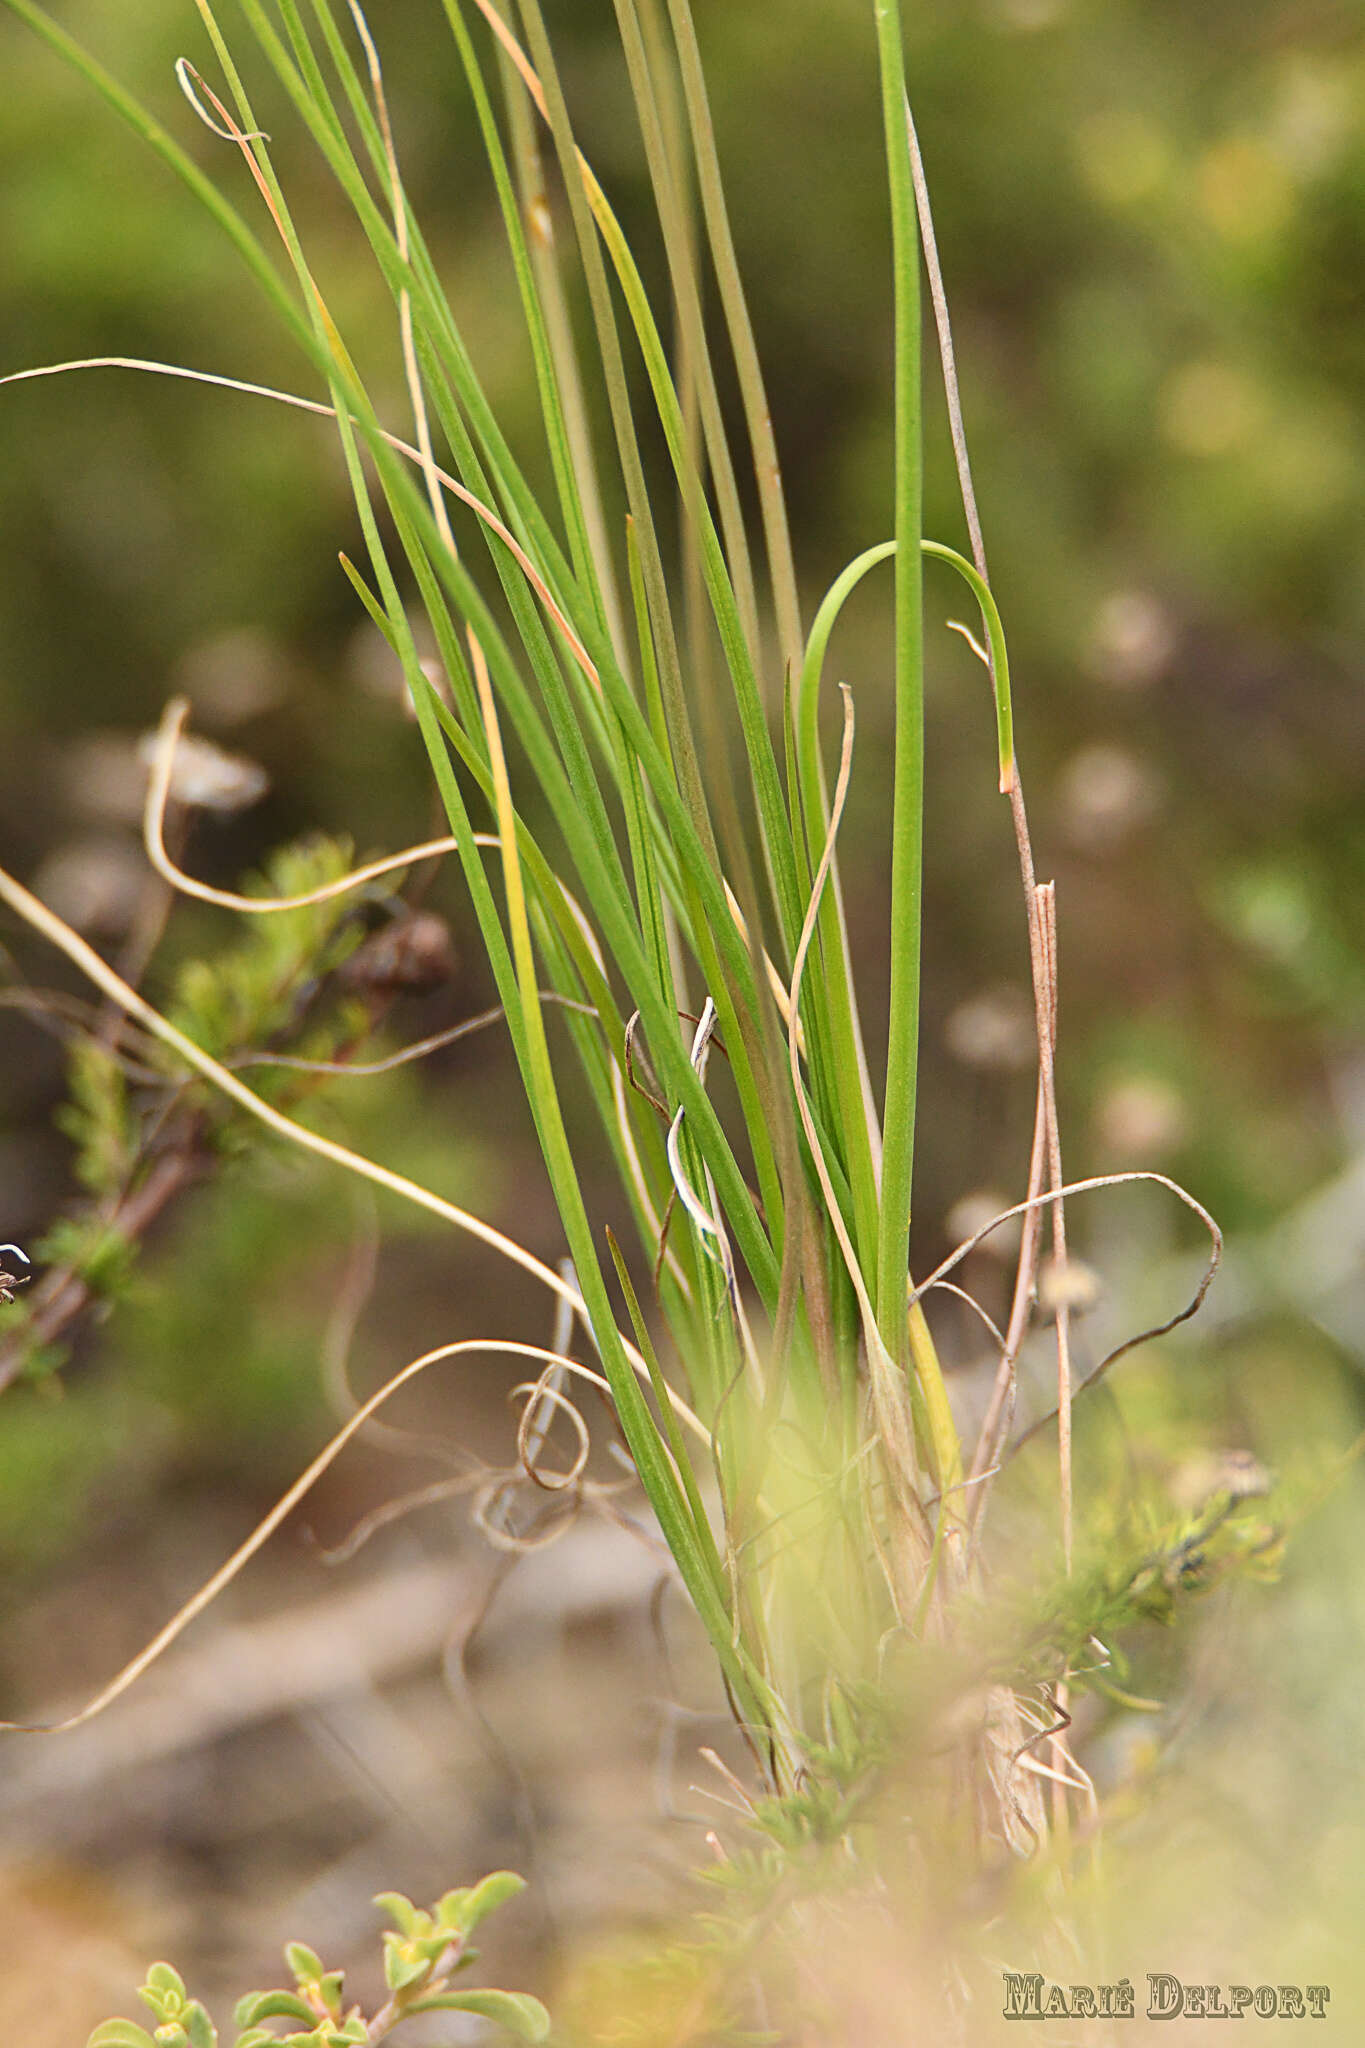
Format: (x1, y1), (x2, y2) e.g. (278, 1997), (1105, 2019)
(0, 0), (1243, 1978)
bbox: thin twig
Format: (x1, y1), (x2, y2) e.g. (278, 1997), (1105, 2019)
(908, 1170), (1220, 1320)
(233, 993), (594, 1076)
(907, 101), (1077, 1571)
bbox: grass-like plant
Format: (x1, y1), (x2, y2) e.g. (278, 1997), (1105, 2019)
(0, 0), (1250, 2032)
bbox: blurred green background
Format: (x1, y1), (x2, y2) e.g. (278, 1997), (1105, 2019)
(1, 0), (1364, 2037)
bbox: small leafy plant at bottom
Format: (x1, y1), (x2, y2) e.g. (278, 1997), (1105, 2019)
(87, 1875), (551, 2048)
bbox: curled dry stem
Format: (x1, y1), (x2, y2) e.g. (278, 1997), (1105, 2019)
(514, 1363), (594, 1492)
(235, 994), (595, 1079)
(914, 1170), (1223, 1460)
(310, 1470), (488, 1566)
(0, 358), (599, 690)
(0, 1337), (618, 1736)
(144, 695), (465, 913)
(663, 997), (765, 1388)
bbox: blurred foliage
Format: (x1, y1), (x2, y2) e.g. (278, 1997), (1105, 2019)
(88, 1879), (548, 2047)
(163, 838), (369, 1080)
(0, 826), (498, 1580)
(1, 0), (1364, 2034)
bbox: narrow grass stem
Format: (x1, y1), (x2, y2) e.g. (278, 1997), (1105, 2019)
(872, 0), (925, 1359)
(662, 0), (804, 680)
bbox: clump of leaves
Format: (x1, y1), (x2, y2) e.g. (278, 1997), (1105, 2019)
(1012, 1479), (1284, 1693)
(88, 1878), (549, 2048)
(58, 1040), (138, 1195)
(0, 833), (432, 1393)
(164, 836), (374, 1089)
